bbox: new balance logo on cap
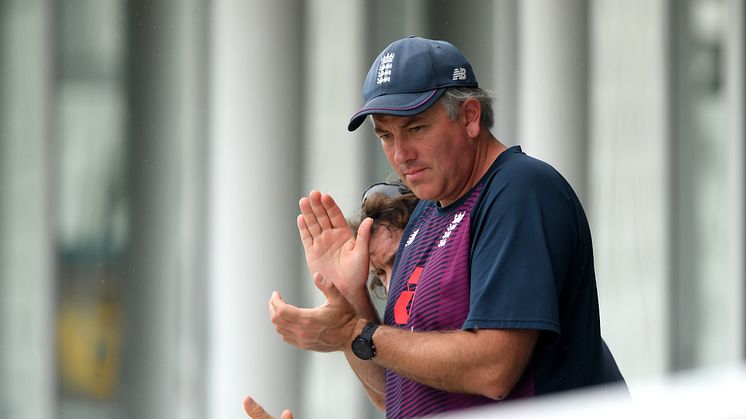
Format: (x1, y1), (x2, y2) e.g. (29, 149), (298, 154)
(452, 68), (467, 81)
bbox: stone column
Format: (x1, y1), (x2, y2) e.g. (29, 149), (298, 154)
(518, 0), (588, 201)
(492, 0), (519, 146)
(123, 1), (208, 418)
(589, 0), (670, 382)
(207, 1), (303, 418)
(301, 1), (371, 417)
(0, 1), (55, 418)
(724, 0), (745, 365)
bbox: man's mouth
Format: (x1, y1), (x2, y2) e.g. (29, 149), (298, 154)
(402, 167), (426, 180)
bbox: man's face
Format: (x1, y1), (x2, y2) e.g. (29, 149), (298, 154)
(369, 225), (403, 293)
(371, 101), (477, 206)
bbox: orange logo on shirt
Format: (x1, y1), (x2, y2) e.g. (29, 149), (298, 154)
(394, 267), (423, 324)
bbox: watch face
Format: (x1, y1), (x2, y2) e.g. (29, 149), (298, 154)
(352, 337), (375, 360)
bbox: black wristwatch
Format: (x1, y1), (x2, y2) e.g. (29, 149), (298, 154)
(351, 322), (379, 360)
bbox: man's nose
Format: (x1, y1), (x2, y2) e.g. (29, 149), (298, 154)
(393, 138), (416, 165)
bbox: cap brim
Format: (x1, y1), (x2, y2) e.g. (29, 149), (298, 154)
(347, 88), (446, 132)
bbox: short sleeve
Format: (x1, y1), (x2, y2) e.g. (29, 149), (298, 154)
(462, 159), (578, 337)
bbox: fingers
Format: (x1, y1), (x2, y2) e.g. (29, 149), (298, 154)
(243, 396), (275, 419)
(310, 191), (333, 231)
(319, 192), (347, 229)
(299, 190), (331, 236)
(297, 214), (313, 248)
(268, 291), (282, 319)
(269, 292), (301, 325)
(269, 292), (309, 348)
(269, 292), (298, 334)
(299, 195), (321, 238)
(299, 191), (348, 238)
(312, 273), (342, 302)
(243, 396), (294, 419)
(268, 294), (276, 326)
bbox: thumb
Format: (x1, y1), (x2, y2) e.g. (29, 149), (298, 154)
(355, 217), (374, 252)
(243, 396), (274, 419)
(312, 272), (343, 301)
(280, 410), (295, 419)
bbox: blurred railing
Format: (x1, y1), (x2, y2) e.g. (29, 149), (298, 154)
(440, 363), (746, 419)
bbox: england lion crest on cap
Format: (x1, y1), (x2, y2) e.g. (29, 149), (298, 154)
(377, 53), (395, 85)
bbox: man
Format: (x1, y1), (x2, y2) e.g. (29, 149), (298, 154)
(269, 36), (624, 419)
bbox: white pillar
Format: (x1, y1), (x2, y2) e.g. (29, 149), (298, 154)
(589, 0), (670, 383)
(208, 2), (303, 418)
(123, 1), (208, 418)
(518, 0), (588, 201)
(725, 0), (744, 363)
(304, 0), (368, 211)
(492, 0), (519, 146)
(301, 1), (369, 417)
(0, 1), (55, 418)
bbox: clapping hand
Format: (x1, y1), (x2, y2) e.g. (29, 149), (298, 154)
(269, 273), (358, 353)
(297, 191), (373, 302)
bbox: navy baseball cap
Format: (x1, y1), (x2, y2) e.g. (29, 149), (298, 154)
(347, 36), (479, 132)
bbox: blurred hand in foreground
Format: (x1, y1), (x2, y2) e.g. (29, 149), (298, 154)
(243, 396), (294, 419)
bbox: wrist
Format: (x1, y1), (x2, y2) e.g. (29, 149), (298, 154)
(345, 288), (376, 315)
(344, 318), (368, 354)
(338, 279), (368, 299)
(351, 318), (368, 340)
(351, 320), (380, 360)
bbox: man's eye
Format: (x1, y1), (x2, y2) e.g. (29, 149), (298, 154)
(409, 125), (425, 133)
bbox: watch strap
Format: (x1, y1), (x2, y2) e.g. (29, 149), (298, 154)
(360, 322), (379, 342)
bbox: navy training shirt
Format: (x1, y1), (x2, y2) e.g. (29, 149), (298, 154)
(383, 145), (624, 418)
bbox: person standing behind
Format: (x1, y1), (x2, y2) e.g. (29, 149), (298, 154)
(270, 36), (624, 419)
(244, 182), (418, 419)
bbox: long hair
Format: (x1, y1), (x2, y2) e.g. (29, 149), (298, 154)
(349, 190), (419, 297)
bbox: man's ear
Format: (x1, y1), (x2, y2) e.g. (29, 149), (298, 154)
(462, 98), (482, 138)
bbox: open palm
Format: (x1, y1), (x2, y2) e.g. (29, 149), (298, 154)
(296, 191), (372, 299)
